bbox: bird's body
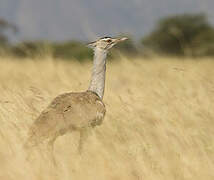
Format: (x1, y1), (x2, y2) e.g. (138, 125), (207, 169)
(25, 36), (127, 153)
(27, 91), (105, 147)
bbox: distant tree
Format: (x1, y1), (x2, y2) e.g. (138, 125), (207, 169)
(142, 14), (214, 56)
(11, 41), (93, 61)
(0, 18), (17, 46)
(52, 41), (93, 60)
(11, 41), (51, 58)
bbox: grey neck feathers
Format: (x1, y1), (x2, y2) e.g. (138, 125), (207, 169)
(88, 48), (107, 99)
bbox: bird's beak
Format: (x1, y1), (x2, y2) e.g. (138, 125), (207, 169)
(115, 37), (128, 43)
(119, 37), (128, 41)
(108, 37), (128, 48)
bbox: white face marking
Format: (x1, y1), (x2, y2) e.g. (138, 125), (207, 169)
(101, 37), (111, 41)
(87, 37), (127, 50)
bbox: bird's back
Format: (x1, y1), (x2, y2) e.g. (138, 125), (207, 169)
(27, 90), (106, 147)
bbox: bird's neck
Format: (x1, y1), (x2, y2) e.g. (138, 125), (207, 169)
(88, 48), (107, 99)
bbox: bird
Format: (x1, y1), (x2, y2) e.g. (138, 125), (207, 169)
(25, 36), (128, 156)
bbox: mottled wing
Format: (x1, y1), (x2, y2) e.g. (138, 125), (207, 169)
(27, 91), (105, 146)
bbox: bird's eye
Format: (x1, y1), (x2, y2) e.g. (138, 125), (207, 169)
(106, 39), (112, 43)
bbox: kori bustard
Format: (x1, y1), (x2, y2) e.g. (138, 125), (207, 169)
(25, 37), (128, 153)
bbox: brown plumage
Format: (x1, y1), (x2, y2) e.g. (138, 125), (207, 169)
(26, 91), (105, 149)
(25, 37), (127, 155)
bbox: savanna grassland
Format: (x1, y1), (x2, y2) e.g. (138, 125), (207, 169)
(0, 56), (214, 180)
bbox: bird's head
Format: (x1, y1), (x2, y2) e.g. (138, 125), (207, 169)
(87, 37), (128, 51)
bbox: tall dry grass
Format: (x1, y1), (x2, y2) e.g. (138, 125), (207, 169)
(0, 56), (214, 180)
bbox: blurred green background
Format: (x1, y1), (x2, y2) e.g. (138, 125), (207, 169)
(1, 0), (214, 60)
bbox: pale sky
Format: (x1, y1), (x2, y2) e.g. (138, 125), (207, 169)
(0, 0), (214, 41)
